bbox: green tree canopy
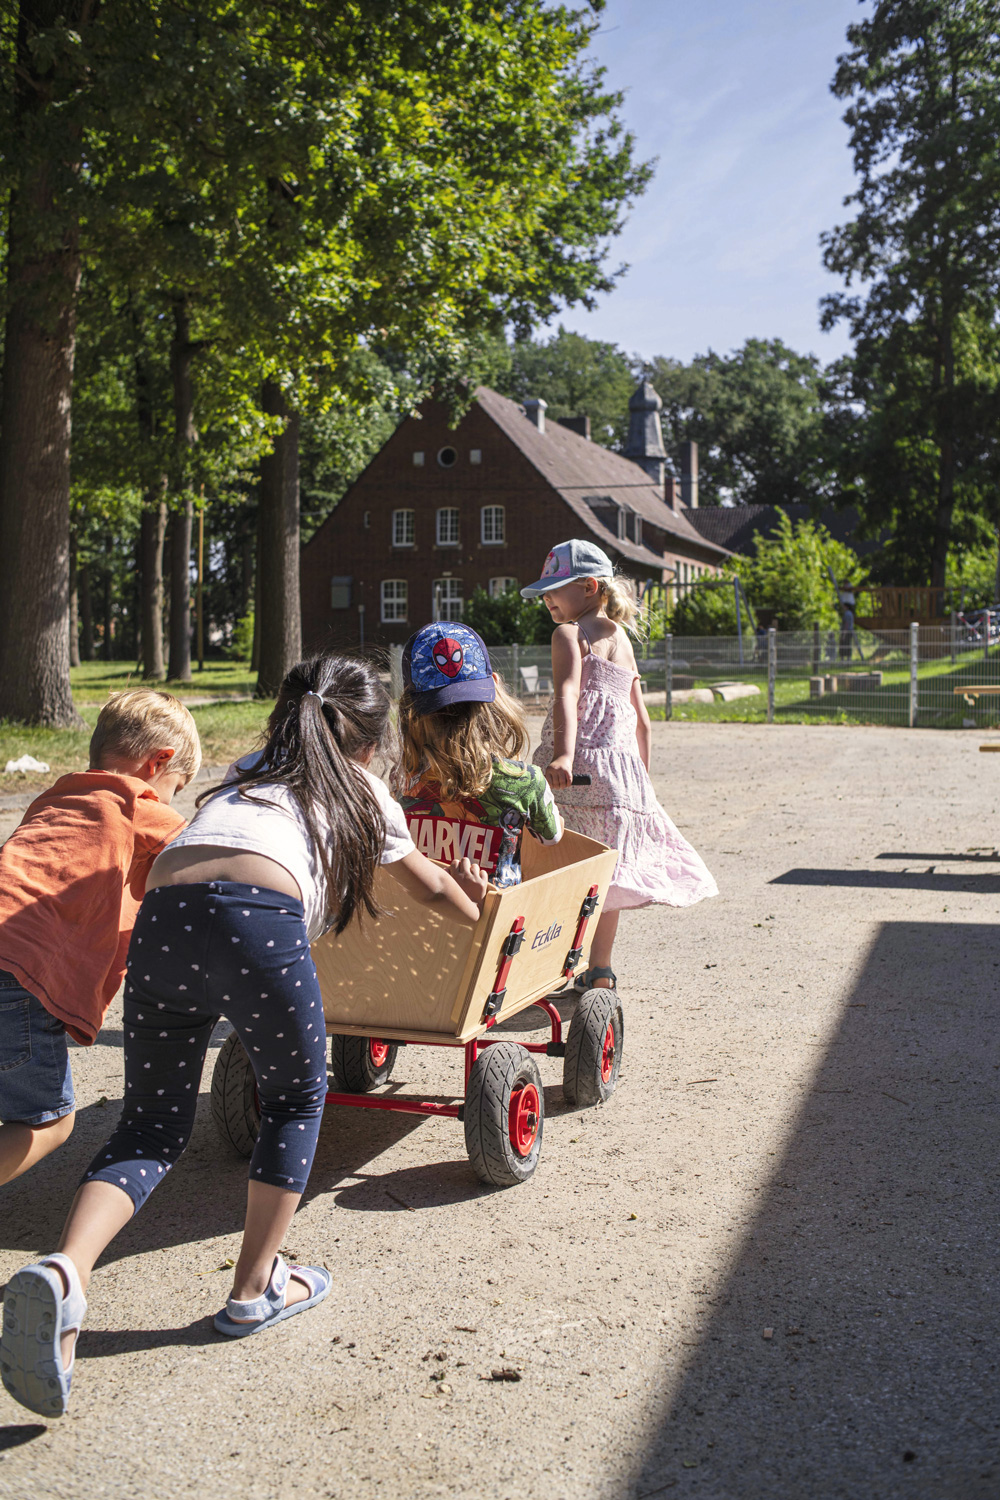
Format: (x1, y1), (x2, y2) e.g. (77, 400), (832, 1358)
(821, 0), (1000, 589)
(644, 338), (832, 507)
(494, 325), (636, 447)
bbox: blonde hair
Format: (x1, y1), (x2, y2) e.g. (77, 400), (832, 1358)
(598, 574), (642, 633)
(89, 689), (202, 782)
(395, 679), (528, 800)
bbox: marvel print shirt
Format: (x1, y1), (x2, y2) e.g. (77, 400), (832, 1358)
(399, 758), (562, 887)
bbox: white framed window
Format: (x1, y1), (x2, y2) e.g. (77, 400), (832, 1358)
(432, 578), (464, 620)
(413, 451), (425, 466)
(436, 508), (460, 546)
(489, 577), (517, 597)
(330, 575), (352, 609)
(437, 446), (457, 468)
(381, 579), (408, 623)
(392, 509), (415, 547)
(634, 516), (642, 548)
(469, 449), (482, 465)
(481, 505), (505, 545)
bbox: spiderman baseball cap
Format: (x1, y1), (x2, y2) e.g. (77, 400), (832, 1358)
(520, 538), (614, 598)
(402, 621), (497, 715)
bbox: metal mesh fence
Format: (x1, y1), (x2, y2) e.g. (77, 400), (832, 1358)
(392, 624), (1000, 725)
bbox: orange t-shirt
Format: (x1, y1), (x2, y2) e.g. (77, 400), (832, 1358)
(0, 771), (184, 1044)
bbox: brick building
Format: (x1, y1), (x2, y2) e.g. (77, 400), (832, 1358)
(300, 382), (729, 652)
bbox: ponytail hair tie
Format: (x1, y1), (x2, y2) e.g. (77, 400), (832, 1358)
(305, 691), (324, 701)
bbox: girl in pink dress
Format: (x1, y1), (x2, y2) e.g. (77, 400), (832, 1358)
(522, 540), (717, 990)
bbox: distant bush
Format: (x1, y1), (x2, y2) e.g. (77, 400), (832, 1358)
(462, 585), (555, 646)
(227, 611), (255, 662)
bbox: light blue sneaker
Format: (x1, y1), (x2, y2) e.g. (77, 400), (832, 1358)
(213, 1254), (331, 1339)
(1, 1253), (86, 1418)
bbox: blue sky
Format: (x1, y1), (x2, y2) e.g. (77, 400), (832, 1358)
(560, 0), (864, 366)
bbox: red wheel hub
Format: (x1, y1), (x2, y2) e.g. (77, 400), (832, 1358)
(600, 1020), (616, 1084)
(508, 1083), (540, 1157)
(369, 1039), (390, 1069)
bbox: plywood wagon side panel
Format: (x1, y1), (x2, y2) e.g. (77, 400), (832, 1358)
(450, 833), (619, 1040)
(315, 869), (500, 1035)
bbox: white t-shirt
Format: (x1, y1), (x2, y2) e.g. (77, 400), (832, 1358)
(166, 757), (415, 940)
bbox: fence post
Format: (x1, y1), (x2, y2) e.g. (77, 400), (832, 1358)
(812, 621), (820, 675)
(767, 626), (776, 723)
(951, 610), (957, 666)
(985, 610), (991, 663)
(909, 621), (919, 727)
(665, 633), (673, 721)
(512, 642), (520, 697)
(389, 643), (404, 699)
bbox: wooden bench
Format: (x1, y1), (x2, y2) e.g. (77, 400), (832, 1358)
(954, 685), (1000, 706)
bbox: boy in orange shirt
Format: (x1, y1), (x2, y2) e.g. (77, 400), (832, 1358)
(0, 689), (200, 1186)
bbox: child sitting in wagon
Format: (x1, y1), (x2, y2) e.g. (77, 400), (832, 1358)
(395, 622), (563, 887)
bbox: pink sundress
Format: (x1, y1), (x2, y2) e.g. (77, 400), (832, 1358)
(534, 634), (718, 913)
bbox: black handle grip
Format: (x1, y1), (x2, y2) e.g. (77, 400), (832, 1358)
(571, 774), (591, 785)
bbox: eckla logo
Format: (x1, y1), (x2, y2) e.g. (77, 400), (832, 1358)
(530, 921), (562, 951)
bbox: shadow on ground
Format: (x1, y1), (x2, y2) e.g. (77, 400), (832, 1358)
(772, 869), (1000, 893)
(630, 921), (999, 1500)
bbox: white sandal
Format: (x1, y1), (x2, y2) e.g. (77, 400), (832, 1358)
(1, 1252), (87, 1418)
(213, 1254), (331, 1339)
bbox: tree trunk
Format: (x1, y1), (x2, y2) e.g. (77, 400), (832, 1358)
(240, 522), (254, 620)
(167, 298), (199, 681)
(134, 317), (168, 679)
(69, 533), (81, 669)
(79, 561), (93, 661)
(140, 487), (168, 678)
(168, 502), (192, 680)
(102, 535), (113, 661)
(0, 8), (85, 725)
(930, 318), (957, 593)
(256, 383), (302, 697)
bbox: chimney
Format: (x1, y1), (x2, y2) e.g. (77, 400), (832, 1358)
(679, 441), (699, 508)
(523, 397), (547, 435)
(624, 380), (666, 495)
(557, 414), (591, 440)
(664, 474), (681, 513)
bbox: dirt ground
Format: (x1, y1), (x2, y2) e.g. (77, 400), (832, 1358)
(0, 722), (997, 1500)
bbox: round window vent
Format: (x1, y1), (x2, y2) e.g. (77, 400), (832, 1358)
(437, 446), (457, 468)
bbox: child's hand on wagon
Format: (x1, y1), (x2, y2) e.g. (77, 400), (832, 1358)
(448, 857), (489, 905)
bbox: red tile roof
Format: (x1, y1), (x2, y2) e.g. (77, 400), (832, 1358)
(474, 387), (729, 566)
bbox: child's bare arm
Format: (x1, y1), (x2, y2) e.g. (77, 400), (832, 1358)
(386, 849), (485, 925)
(546, 624), (584, 789)
(630, 675), (652, 772)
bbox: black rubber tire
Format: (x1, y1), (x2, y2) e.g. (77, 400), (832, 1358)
(330, 1034), (398, 1093)
(464, 1042), (544, 1187)
(211, 1032), (260, 1158)
(563, 987), (624, 1106)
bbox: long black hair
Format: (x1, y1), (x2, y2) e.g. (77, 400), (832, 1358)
(198, 654), (395, 933)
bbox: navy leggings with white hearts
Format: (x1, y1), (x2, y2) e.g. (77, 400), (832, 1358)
(84, 881), (327, 1211)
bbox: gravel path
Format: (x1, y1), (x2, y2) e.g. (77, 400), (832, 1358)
(0, 723), (996, 1499)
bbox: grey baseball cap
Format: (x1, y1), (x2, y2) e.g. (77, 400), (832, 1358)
(520, 539), (615, 598)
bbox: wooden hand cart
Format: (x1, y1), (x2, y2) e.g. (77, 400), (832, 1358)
(211, 829), (621, 1186)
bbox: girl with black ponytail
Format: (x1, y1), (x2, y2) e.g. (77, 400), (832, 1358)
(1, 655), (485, 1417)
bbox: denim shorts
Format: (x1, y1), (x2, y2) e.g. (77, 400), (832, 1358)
(0, 970), (75, 1125)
